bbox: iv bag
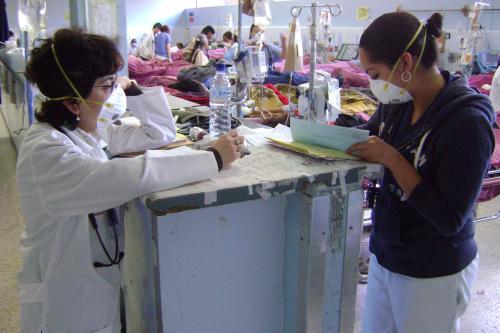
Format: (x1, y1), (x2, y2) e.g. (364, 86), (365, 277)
(18, 0), (47, 35)
(253, 0), (272, 26)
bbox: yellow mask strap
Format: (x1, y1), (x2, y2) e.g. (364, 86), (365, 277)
(384, 22), (425, 90)
(47, 96), (112, 108)
(408, 27), (427, 85)
(51, 43), (93, 112)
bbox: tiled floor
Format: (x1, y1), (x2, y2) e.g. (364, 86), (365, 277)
(354, 198), (500, 333)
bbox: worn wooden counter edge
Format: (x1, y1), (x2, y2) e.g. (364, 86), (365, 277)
(144, 146), (383, 216)
(146, 169), (359, 215)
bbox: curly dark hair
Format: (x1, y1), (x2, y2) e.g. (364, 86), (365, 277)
(25, 28), (123, 130)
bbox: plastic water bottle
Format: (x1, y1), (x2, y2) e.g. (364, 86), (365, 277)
(327, 77), (341, 124)
(209, 63), (232, 138)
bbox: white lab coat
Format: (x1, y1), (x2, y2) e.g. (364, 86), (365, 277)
(137, 31), (155, 60)
(16, 94), (219, 333)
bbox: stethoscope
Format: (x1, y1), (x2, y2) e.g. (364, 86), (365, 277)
(55, 126), (124, 268)
(89, 209), (124, 268)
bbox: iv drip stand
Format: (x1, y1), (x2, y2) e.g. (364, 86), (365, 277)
(290, 2), (341, 122)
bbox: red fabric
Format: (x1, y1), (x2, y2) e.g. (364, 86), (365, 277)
(175, 92), (210, 106)
(468, 73), (494, 95)
(264, 83), (289, 105)
(274, 60), (370, 88)
(129, 55), (212, 105)
(128, 55), (192, 84)
(140, 76), (182, 95)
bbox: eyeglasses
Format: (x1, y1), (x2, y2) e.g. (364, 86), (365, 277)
(93, 75), (118, 90)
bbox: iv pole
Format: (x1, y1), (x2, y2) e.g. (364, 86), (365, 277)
(290, 2), (341, 122)
(232, 0), (248, 118)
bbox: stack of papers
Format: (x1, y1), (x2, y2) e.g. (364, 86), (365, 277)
(266, 118), (369, 160)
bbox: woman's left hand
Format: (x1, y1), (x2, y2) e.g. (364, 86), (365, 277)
(347, 136), (400, 167)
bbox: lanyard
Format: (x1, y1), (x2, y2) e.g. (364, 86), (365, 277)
(380, 104), (434, 153)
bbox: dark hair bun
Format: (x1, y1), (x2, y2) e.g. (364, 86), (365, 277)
(426, 13), (443, 38)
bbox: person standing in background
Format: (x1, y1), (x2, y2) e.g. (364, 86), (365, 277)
(222, 31), (238, 63)
(248, 24), (287, 71)
(137, 22), (161, 60)
(154, 25), (172, 62)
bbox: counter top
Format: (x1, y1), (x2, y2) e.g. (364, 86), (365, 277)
(0, 49), (26, 82)
(145, 145), (382, 215)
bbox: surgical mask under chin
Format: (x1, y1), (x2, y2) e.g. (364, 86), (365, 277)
(97, 85), (127, 128)
(369, 78), (413, 104)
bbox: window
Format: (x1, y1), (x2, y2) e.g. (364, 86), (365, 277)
(195, 0), (238, 8)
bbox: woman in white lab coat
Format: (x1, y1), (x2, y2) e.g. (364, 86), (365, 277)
(16, 28), (242, 333)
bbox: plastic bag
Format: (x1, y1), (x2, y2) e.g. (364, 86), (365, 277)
(18, 0), (47, 35)
(253, 0), (272, 26)
(242, 0), (255, 16)
(284, 16), (304, 72)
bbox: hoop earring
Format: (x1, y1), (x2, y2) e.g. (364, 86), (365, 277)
(401, 71), (412, 82)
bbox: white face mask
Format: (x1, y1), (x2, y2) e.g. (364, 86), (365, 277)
(369, 79), (413, 104)
(253, 32), (265, 42)
(368, 22), (428, 105)
(97, 85), (127, 128)
(223, 42), (232, 48)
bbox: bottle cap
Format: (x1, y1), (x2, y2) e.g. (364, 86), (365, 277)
(216, 63), (226, 71)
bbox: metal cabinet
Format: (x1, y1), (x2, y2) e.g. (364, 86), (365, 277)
(123, 145), (382, 333)
(0, 53), (32, 150)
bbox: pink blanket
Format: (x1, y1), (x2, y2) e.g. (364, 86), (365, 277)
(139, 76), (182, 95)
(468, 73), (494, 95)
(208, 48), (225, 59)
(273, 60), (370, 88)
(128, 56), (192, 83)
(171, 50), (184, 61)
(138, 75), (210, 106)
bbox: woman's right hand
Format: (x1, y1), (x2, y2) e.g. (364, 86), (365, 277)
(212, 130), (244, 169)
